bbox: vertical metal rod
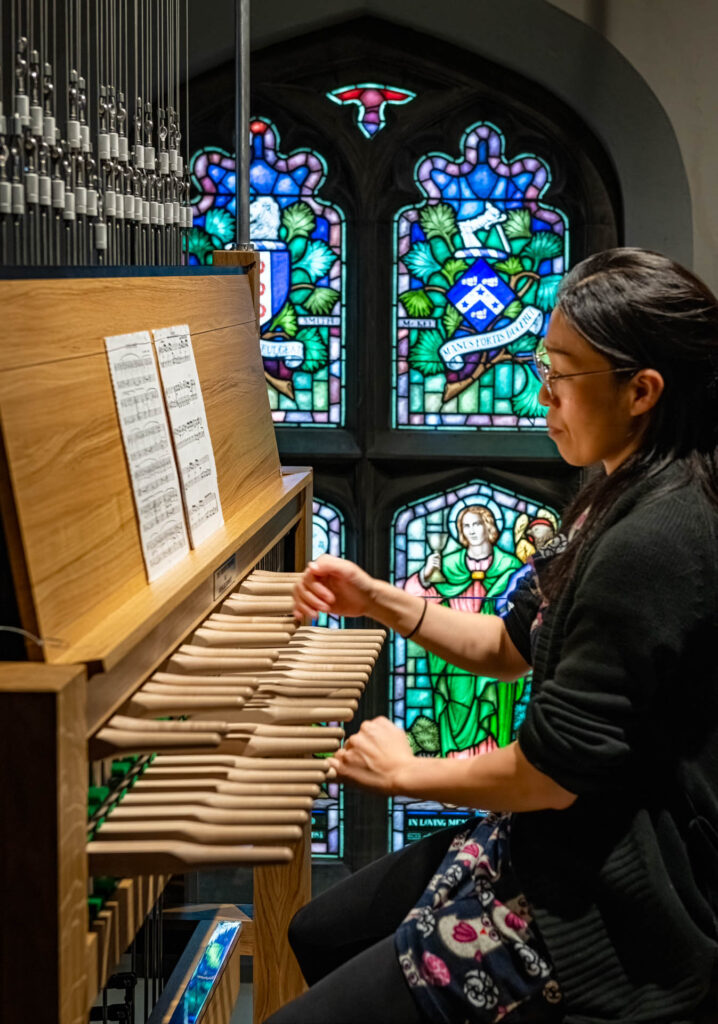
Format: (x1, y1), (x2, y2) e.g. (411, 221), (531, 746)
(10, 0), (15, 115)
(235, 0), (250, 247)
(1, 0), (185, 268)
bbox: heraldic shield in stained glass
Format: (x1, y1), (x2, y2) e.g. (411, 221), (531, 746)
(389, 479), (559, 850)
(394, 121), (569, 429)
(311, 498), (346, 857)
(190, 119), (346, 425)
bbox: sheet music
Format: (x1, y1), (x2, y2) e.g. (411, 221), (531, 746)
(105, 330), (190, 582)
(152, 323), (224, 546)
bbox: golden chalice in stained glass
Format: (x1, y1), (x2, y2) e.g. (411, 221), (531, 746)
(425, 530), (448, 584)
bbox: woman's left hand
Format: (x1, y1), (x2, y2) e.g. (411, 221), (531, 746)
(328, 716), (414, 796)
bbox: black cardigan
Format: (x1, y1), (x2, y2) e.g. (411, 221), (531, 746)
(504, 462), (718, 1023)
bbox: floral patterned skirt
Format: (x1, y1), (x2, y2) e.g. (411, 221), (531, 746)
(394, 813), (564, 1023)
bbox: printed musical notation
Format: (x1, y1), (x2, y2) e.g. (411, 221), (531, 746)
(182, 453), (213, 489)
(153, 323), (224, 547)
(166, 377), (198, 410)
(174, 416), (204, 449)
(189, 490), (220, 526)
(112, 349), (157, 388)
(134, 457), (178, 499)
(118, 388), (164, 425)
(145, 519), (188, 568)
(155, 332), (191, 365)
(139, 490), (184, 530)
(105, 330), (190, 581)
(126, 421), (166, 460)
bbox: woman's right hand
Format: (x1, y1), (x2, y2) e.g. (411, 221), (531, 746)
(293, 554), (377, 620)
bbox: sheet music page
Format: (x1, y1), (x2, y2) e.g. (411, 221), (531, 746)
(152, 323), (224, 546)
(104, 330), (190, 582)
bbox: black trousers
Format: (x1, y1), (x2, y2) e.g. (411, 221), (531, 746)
(263, 822), (470, 1024)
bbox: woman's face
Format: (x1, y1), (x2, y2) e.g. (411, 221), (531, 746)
(539, 309), (643, 472)
(461, 512), (487, 547)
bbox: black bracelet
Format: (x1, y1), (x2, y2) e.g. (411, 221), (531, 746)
(404, 600), (427, 640)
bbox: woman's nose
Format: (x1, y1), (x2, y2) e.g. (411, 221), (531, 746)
(537, 382), (554, 407)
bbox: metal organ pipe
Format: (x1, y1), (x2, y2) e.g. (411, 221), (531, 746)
(235, 0), (250, 249)
(0, 0), (191, 266)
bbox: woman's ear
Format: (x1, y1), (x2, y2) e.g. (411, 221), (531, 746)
(628, 368), (664, 418)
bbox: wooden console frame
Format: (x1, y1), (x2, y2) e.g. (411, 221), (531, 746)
(0, 262), (313, 1024)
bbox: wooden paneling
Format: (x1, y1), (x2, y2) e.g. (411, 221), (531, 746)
(66, 471), (307, 678)
(0, 274), (256, 373)
(0, 272), (286, 668)
(84, 499), (303, 733)
(0, 664), (88, 1024)
(0, 270), (316, 1024)
(212, 250), (260, 321)
(253, 822), (311, 1024)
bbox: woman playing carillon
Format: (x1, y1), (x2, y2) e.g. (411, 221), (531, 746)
(265, 248), (718, 1024)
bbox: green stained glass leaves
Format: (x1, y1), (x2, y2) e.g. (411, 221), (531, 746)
(296, 328), (329, 373)
(408, 329), (447, 376)
(404, 242), (443, 282)
(294, 239), (336, 281)
(191, 123), (345, 426)
(283, 201), (316, 242)
(394, 121), (569, 429)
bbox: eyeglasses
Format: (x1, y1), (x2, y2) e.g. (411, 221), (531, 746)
(533, 340), (637, 399)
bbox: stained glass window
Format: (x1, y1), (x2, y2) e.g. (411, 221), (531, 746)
(389, 478), (559, 849)
(310, 497), (346, 858)
(393, 121), (568, 429)
(190, 118), (346, 425)
(312, 498), (345, 630)
(326, 84), (416, 138)
(189, 26), (619, 869)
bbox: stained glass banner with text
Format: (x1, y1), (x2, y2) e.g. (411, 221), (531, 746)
(389, 479), (559, 849)
(393, 121), (569, 429)
(190, 119), (346, 425)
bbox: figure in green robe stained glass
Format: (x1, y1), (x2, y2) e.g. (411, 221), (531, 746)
(403, 503), (522, 757)
(390, 480), (559, 850)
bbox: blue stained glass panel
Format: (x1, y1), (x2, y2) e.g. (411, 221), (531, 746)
(189, 119), (346, 426)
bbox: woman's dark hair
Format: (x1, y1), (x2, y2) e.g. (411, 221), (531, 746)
(541, 247), (718, 601)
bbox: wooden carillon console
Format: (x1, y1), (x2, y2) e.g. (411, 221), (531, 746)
(0, 263), (384, 1024)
